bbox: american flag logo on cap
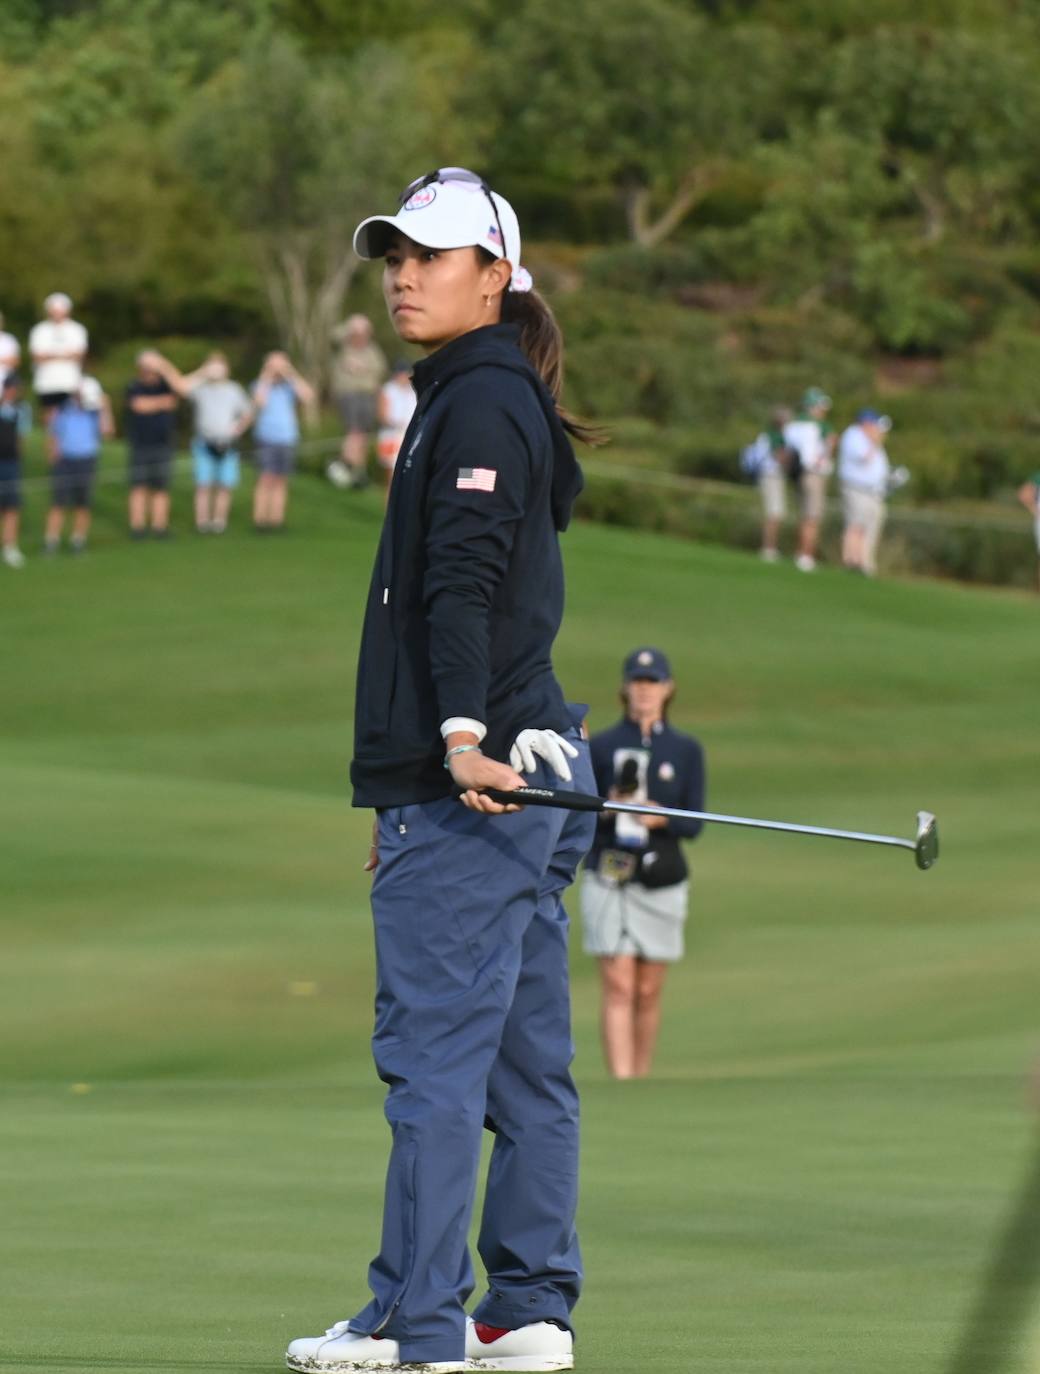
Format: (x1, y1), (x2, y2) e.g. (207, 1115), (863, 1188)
(457, 467), (497, 492)
(404, 186), (437, 210)
(487, 223), (502, 245)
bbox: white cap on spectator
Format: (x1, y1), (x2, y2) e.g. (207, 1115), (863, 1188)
(45, 292), (73, 313)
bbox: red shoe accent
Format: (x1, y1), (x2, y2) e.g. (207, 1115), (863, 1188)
(474, 1323), (511, 1345)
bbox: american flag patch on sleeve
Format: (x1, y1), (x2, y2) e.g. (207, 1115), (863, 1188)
(456, 467), (497, 492)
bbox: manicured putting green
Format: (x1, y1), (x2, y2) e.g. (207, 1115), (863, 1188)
(2, 468), (1037, 1373)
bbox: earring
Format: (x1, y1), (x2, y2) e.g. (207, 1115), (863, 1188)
(483, 294), (492, 307)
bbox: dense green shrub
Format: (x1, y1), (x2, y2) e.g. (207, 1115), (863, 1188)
(576, 462), (1036, 588)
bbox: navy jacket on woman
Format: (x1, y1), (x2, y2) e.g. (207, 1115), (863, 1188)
(351, 324), (584, 808)
(585, 717), (706, 883)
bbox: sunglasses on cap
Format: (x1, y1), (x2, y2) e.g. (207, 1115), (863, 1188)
(398, 167), (509, 264)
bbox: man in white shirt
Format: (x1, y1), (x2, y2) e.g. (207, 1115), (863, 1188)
(839, 408), (892, 576)
(0, 313), (20, 386)
(783, 386), (836, 572)
(29, 293), (88, 415)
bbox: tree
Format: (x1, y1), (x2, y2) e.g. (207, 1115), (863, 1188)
(825, 27), (1040, 245)
(176, 31), (481, 399)
(0, 5), (267, 339)
(476, 0), (793, 246)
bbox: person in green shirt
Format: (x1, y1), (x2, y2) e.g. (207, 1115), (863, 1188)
(1017, 472), (1040, 592)
(783, 386), (836, 572)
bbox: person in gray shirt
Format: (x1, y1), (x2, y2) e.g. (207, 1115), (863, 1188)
(152, 350), (253, 533)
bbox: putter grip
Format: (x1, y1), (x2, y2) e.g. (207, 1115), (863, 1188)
(453, 785), (606, 812)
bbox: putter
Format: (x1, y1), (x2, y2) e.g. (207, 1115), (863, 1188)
(466, 786), (940, 870)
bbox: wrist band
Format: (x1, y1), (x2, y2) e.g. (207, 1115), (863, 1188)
(444, 744), (481, 770)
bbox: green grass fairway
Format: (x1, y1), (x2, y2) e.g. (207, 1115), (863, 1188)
(2, 464), (1038, 1374)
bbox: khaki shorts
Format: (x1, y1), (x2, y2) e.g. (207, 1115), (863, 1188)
(800, 471), (828, 521)
(759, 471), (786, 520)
(580, 869), (689, 962)
(842, 485), (884, 530)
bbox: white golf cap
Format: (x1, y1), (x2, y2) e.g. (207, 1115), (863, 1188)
(354, 174), (522, 275)
(45, 291), (73, 312)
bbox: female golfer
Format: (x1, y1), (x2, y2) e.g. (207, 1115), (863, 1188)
(580, 648), (706, 1079)
(287, 170), (599, 1374)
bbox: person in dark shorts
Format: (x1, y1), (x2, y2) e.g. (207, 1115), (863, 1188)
(0, 372), (29, 569)
(125, 350), (179, 539)
(29, 292), (88, 419)
(250, 350), (315, 532)
(44, 378), (111, 554)
(328, 313), (386, 489)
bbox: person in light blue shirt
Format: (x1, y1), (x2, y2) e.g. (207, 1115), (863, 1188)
(44, 377), (113, 554)
(251, 351), (315, 532)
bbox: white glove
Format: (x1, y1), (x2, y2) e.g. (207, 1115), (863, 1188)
(510, 728), (580, 782)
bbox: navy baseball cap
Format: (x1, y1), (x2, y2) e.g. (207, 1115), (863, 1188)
(857, 408), (892, 431)
(623, 647), (672, 681)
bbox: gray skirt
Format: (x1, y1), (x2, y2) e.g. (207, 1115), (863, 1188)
(580, 869), (689, 962)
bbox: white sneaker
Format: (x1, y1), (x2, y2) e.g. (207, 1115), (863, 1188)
(466, 1317), (574, 1371)
(795, 553), (816, 572)
(286, 1321), (466, 1373)
(2, 544), (26, 569)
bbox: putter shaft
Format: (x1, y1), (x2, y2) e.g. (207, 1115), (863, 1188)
(463, 786), (938, 869)
(604, 800), (914, 854)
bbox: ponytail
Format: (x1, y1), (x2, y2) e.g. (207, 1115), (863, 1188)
(476, 248), (605, 446)
(501, 287), (605, 447)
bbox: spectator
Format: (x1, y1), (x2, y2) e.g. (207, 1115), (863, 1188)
(375, 357), (416, 502)
(839, 408), (892, 577)
(0, 372), (29, 569)
(0, 312), (20, 385)
(29, 293), (88, 419)
(751, 405), (793, 562)
(784, 386), (836, 573)
(580, 647), (706, 1079)
(44, 374), (113, 555)
(125, 350), (179, 540)
(1016, 470), (1040, 593)
(152, 351), (253, 534)
(329, 313), (386, 489)
(251, 351), (315, 532)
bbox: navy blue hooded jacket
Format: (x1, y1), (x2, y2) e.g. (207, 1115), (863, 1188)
(350, 324), (584, 808)
(585, 717), (706, 884)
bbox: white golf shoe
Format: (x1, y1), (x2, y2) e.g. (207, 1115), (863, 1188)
(466, 1317), (574, 1371)
(285, 1320), (466, 1372)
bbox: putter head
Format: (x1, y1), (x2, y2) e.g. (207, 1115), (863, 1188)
(915, 811), (939, 870)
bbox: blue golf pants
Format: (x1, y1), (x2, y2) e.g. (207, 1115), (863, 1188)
(348, 734), (596, 1364)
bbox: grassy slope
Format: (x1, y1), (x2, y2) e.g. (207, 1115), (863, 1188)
(1, 466), (1038, 1373)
